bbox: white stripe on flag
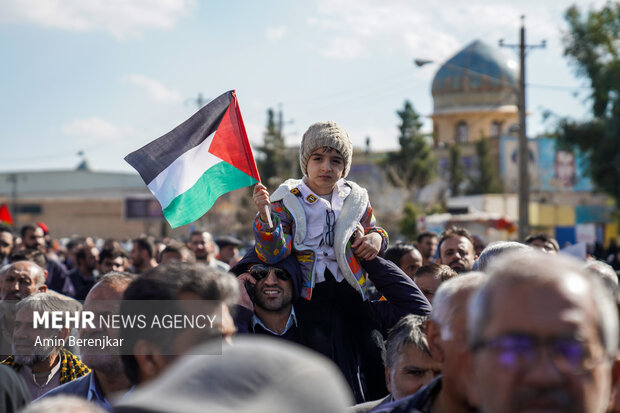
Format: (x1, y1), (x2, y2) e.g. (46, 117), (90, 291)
(147, 131), (223, 210)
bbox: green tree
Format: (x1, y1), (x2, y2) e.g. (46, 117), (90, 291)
(399, 202), (420, 242)
(383, 100), (436, 200)
(256, 108), (287, 190)
(557, 3), (620, 206)
(448, 144), (466, 196)
(469, 138), (501, 194)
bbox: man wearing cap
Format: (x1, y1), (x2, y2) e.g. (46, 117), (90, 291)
(215, 235), (242, 267)
(231, 250), (431, 403)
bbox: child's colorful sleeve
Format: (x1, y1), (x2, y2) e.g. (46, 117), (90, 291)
(360, 202), (389, 255)
(253, 200), (294, 264)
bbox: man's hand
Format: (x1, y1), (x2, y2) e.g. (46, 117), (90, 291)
(236, 272), (256, 311)
(351, 228), (382, 261)
(253, 183), (272, 226)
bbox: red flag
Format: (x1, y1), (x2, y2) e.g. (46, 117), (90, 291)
(0, 204), (13, 225)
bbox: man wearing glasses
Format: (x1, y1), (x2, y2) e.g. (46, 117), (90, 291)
(231, 250), (431, 403)
(233, 252), (302, 341)
(468, 251), (618, 413)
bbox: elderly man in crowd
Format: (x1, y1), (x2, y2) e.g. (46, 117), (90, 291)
(375, 272), (484, 413)
(353, 314), (440, 412)
(437, 227), (477, 273)
(1, 294), (90, 399)
(468, 251), (618, 413)
(0, 261), (48, 359)
(39, 272), (135, 411)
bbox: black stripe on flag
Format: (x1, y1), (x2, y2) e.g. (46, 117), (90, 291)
(124, 90), (233, 185)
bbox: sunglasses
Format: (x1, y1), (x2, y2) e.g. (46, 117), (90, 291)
(249, 264), (291, 281)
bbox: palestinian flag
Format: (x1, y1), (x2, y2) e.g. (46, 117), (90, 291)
(0, 204), (13, 225)
(125, 90), (260, 228)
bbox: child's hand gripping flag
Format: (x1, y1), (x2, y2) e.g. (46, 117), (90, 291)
(125, 90), (261, 228)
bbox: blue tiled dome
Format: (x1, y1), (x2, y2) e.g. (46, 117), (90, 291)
(432, 40), (517, 96)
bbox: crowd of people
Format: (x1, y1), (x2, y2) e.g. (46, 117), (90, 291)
(1, 121), (619, 413)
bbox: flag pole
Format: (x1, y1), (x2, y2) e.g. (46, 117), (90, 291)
(230, 90), (274, 229)
(263, 204), (273, 229)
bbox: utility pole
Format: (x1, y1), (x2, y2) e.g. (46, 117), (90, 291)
(278, 103), (284, 143)
(499, 16), (546, 241)
(185, 93), (210, 110)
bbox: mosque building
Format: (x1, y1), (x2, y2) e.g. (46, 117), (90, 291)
(430, 40), (519, 145)
(425, 39), (616, 249)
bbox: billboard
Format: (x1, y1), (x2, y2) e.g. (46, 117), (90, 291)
(500, 136), (592, 192)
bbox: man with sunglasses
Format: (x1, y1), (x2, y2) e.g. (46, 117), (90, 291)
(233, 252), (301, 341)
(468, 251), (618, 413)
(232, 250), (432, 403)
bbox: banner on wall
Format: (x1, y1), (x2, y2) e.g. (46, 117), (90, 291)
(500, 136), (592, 193)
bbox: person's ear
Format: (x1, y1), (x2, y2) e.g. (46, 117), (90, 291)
(133, 340), (168, 384)
(425, 319), (445, 363)
(44, 269), (49, 281)
(468, 351), (481, 407)
(385, 366), (392, 394)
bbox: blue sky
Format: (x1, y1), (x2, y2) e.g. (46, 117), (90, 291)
(0, 0), (606, 173)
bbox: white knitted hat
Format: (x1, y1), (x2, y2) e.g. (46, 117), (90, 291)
(299, 121), (353, 178)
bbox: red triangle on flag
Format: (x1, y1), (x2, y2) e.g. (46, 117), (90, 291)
(208, 91), (260, 181)
(0, 204), (13, 225)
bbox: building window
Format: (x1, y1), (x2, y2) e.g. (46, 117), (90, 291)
(17, 204), (42, 215)
(491, 121), (502, 138)
(125, 199), (164, 219)
(456, 121), (468, 143)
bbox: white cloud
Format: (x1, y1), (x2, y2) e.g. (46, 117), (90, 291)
(127, 74), (182, 103)
(266, 26), (287, 40)
(62, 117), (126, 143)
(0, 0), (195, 39)
(308, 0), (597, 62)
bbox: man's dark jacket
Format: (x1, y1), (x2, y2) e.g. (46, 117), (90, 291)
(370, 376), (442, 413)
(232, 251), (432, 403)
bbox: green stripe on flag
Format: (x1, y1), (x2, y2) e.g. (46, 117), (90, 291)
(162, 162), (258, 228)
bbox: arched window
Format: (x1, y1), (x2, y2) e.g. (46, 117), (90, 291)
(490, 121), (502, 138)
(456, 121), (468, 143)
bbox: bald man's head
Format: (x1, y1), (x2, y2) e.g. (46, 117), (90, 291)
(1, 261), (46, 301)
